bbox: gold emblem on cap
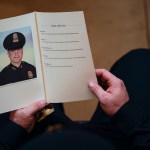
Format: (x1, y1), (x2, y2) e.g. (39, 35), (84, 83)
(28, 71), (33, 78)
(13, 33), (19, 43)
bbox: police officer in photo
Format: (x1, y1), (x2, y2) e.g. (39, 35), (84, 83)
(0, 32), (37, 86)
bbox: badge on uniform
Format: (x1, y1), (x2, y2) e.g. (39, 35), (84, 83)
(28, 71), (33, 78)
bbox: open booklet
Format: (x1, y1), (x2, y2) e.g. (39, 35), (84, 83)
(0, 11), (97, 113)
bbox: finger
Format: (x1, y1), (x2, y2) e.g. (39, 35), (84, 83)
(88, 81), (106, 100)
(23, 99), (48, 116)
(96, 69), (117, 86)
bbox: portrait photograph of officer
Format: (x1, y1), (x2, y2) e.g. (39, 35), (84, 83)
(0, 26), (37, 86)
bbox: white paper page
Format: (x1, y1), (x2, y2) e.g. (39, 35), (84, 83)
(36, 11), (97, 103)
(0, 12), (45, 113)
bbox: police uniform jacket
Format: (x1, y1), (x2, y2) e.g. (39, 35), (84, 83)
(0, 61), (37, 86)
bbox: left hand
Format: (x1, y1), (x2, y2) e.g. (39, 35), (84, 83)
(10, 99), (48, 133)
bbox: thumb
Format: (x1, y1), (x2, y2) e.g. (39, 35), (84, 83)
(23, 99), (48, 116)
(88, 82), (105, 100)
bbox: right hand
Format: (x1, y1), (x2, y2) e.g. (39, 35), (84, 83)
(10, 99), (48, 133)
(88, 69), (129, 116)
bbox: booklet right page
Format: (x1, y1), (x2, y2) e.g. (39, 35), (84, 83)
(36, 11), (97, 103)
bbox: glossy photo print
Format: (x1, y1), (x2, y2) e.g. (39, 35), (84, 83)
(0, 26), (37, 86)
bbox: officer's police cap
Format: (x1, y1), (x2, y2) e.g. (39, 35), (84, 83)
(3, 32), (26, 51)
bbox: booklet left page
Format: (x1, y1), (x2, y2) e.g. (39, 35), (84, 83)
(0, 12), (45, 113)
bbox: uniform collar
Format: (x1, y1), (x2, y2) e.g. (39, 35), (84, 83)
(10, 62), (23, 70)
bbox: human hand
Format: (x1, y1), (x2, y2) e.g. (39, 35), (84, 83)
(10, 99), (48, 133)
(88, 69), (129, 116)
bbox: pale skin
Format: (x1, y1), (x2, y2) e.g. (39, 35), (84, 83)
(7, 48), (23, 67)
(10, 99), (48, 133)
(88, 69), (129, 116)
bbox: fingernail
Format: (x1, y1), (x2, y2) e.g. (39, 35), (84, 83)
(88, 82), (95, 88)
(40, 99), (47, 106)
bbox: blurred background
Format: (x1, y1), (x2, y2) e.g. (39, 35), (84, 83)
(0, 0), (149, 120)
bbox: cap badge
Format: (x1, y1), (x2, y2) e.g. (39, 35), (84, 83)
(13, 33), (19, 43)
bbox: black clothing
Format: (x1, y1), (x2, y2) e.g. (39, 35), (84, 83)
(1, 48), (150, 150)
(0, 118), (28, 150)
(20, 129), (117, 150)
(1, 100), (150, 150)
(0, 61), (37, 86)
(110, 48), (150, 114)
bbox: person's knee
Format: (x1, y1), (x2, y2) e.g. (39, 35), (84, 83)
(125, 48), (150, 57)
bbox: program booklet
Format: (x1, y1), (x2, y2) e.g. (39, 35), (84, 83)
(0, 11), (97, 113)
